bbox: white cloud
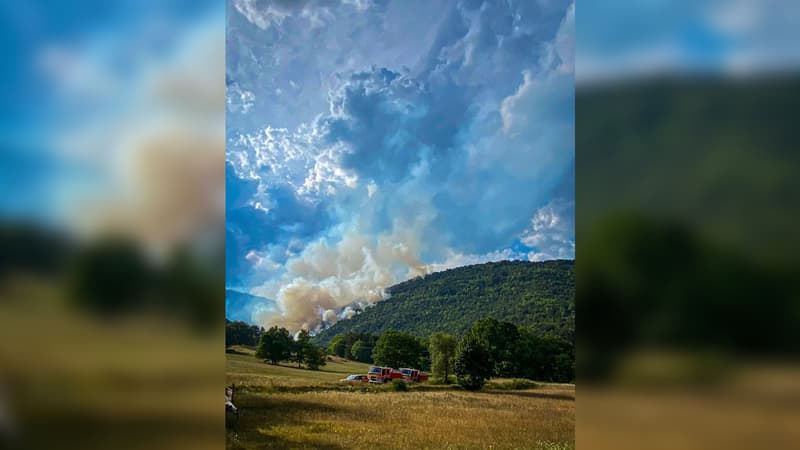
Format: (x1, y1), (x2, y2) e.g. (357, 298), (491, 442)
(229, 119), (358, 201)
(366, 180), (378, 198)
(425, 248), (524, 274)
(553, 1), (575, 74)
(520, 199), (575, 261)
(233, 0), (291, 30)
(233, 0), (371, 30)
(227, 82), (255, 114)
(245, 250), (282, 272)
(341, 0), (371, 11)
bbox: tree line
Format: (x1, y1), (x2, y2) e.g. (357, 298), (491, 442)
(0, 223), (223, 328)
(253, 326), (327, 370)
(230, 318), (573, 388)
(225, 320), (264, 347)
(326, 332), (379, 363)
(323, 318), (574, 390)
(451, 318), (574, 390)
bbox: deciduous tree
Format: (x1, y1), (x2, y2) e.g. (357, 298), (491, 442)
(256, 326), (292, 365)
(372, 331), (424, 369)
(429, 332), (457, 383)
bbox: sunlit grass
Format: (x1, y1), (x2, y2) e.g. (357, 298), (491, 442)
(226, 353), (574, 449)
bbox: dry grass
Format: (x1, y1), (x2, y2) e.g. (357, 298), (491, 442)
(578, 364), (800, 450)
(0, 278), (223, 450)
(227, 354), (574, 450)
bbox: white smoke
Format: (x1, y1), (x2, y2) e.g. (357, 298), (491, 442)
(251, 220), (430, 332)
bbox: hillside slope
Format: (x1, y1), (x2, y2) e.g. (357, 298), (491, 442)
(315, 259), (574, 345)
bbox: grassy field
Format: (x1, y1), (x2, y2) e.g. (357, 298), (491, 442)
(226, 347), (575, 450)
(0, 276), (223, 450)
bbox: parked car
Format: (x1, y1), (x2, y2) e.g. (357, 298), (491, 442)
(340, 374), (369, 383)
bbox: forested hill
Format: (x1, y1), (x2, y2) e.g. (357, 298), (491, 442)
(314, 259), (574, 345)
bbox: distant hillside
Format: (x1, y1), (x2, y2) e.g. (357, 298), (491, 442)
(225, 289), (276, 324)
(315, 260), (574, 345)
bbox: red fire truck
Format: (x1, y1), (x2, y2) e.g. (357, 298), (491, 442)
(367, 366), (403, 383)
(399, 368), (429, 382)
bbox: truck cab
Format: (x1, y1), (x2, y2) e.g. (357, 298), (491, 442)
(368, 366), (392, 383)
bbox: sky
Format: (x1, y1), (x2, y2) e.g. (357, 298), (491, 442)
(0, 1), (225, 252)
(225, 0), (576, 330)
(577, 0), (800, 82)
(1, 1), (797, 331)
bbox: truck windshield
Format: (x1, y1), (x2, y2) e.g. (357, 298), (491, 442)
(368, 367), (382, 374)
(401, 369), (411, 375)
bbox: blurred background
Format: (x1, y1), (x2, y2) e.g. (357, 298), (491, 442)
(576, 0), (800, 449)
(3, 1), (800, 449)
(0, 1), (224, 449)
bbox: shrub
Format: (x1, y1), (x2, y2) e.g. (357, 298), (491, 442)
(391, 379), (408, 392)
(486, 379), (540, 390)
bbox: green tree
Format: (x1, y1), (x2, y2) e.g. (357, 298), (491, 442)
(471, 318), (520, 377)
(225, 320), (262, 347)
(453, 331), (492, 391)
(516, 329), (574, 382)
(349, 340), (373, 363)
(429, 332), (457, 383)
(372, 331), (425, 369)
(304, 345), (327, 370)
(68, 238), (152, 314)
(328, 335), (346, 357)
(256, 326), (292, 365)
(293, 330), (311, 368)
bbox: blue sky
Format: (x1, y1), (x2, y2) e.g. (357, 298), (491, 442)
(0, 1), (231, 335)
(1, 1), (224, 236)
(226, 0), (575, 330)
(577, 0), (800, 82)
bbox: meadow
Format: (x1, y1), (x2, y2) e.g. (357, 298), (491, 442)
(226, 348), (575, 450)
(0, 276), (223, 450)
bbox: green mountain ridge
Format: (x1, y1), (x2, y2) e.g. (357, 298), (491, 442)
(314, 259), (575, 346)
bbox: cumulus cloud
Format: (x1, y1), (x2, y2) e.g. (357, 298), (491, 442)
(228, 0), (575, 331)
(227, 80), (255, 114)
(232, 0), (292, 30)
(232, 0), (370, 30)
(323, 67), (470, 183)
(520, 199), (575, 261)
